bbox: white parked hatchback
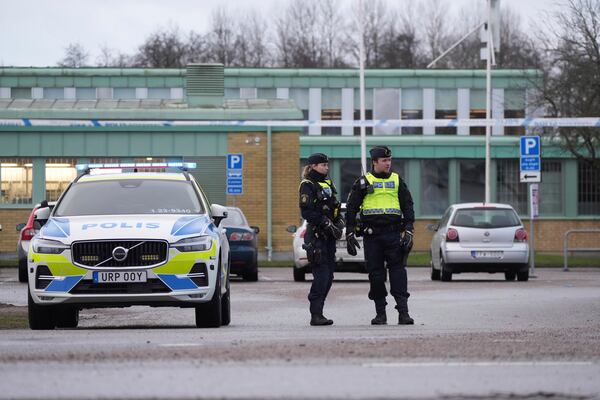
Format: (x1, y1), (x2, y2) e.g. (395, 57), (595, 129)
(428, 203), (530, 282)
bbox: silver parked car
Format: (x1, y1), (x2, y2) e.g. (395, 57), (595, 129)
(428, 203), (530, 282)
(287, 204), (365, 282)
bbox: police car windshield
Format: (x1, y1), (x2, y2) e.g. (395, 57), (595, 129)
(54, 179), (204, 216)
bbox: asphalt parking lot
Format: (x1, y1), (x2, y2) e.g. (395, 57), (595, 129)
(0, 266), (599, 399)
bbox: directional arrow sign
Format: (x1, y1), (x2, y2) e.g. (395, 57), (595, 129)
(520, 171), (541, 183)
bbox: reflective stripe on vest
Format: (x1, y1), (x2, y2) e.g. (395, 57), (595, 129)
(361, 172), (401, 216)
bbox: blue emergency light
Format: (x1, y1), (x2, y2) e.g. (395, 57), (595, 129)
(75, 162), (196, 171)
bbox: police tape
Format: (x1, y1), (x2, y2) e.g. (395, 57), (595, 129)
(0, 118), (599, 128)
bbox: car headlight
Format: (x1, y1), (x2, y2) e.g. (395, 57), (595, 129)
(31, 237), (69, 254)
(171, 236), (213, 252)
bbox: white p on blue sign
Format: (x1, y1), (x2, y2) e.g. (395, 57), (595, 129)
(227, 154), (243, 195)
(520, 136), (540, 157)
(227, 154), (243, 170)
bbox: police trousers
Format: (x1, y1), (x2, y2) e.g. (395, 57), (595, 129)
(307, 237), (336, 315)
(363, 231), (410, 314)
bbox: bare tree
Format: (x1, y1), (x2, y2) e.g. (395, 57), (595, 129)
(235, 11), (272, 67)
(318, 0), (348, 67)
(378, 3), (425, 68)
(96, 45), (133, 67)
(535, 0), (600, 168)
(57, 43), (89, 67)
(208, 6), (237, 66)
(133, 25), (188, 67)
(348, 0), (391, 67)
(421, 0), (452, 66)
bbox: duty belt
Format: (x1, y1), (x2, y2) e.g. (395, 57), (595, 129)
(362, 208), (402, 215)
(363, 224), (402, 235)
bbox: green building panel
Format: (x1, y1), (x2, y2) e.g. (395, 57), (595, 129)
(72, 77), (92, 87)
(37, 77), (56, 86)
(164, 76), (184, 87)
(109, 77), (129, 87)
(63, 134), (86, 155)
(129, 133), (153, 155)
(327, 77), (347, 88)
(40, 133), (64, 155)
(146, 77), (166, 88)
(255, 77), (275, 87)
(291, 77), (310, 87)
(0, 134), (18, 155)
(17, 76), (37, 87)
(84, 133), (108, 155)
(151, 134), (174, 154)
(106, 135), (131, 156)
(127, 77), (147, 87)
(55, 77), (75, 87)
(0, 76), (19, 86)
(91, 76), (111, 87)
(18, 133), (42, 156)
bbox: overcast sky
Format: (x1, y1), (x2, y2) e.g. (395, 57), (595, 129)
(1, 0), (559, 67)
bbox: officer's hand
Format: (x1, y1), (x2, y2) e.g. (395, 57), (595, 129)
(400, 230), (414, 252)
(321, 218), (343, 240)
(346, 232), (361, 256)
(333, 217), (345, 231)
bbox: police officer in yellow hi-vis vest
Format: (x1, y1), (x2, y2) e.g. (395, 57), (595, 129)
(345, 146), (416, 325)
(299, 153), (343, 326)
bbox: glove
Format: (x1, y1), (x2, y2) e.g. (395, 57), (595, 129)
(333, 217), (345, 231)
(320, 218), (342, 240)
(399, 230), (414, 252)
(346, 232), (361, 256)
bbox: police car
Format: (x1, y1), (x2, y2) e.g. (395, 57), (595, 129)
(27, 162), (231, 329)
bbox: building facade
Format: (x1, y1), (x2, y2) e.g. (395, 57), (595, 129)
(0, 66), (598, 254)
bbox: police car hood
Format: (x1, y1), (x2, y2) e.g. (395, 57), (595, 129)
(39, 214), (216, 244)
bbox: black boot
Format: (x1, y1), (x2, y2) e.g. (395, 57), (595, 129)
(310, 314), (333, 326)
(371, 313), (387, 325)
(398, 312), (414, 325)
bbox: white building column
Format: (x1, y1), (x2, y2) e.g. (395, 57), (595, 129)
(492, 88), (504, 136)
(64, 88), (76, 99)
(135, 88), (148, 99)
(240, 88), (257, 99)
(170, 88), (184, 99)
(423, 88), (435, 135)
(341, 88), (354, 136)
(457, 88), (470, 136)
(308, 88), (321, 135)
(0, 88), (10, 99)
(32, 88), (43, 99)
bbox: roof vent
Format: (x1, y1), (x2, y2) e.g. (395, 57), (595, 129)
(186, 64), (224, 107)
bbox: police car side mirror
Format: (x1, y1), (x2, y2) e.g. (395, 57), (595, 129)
(210, 204), (228, 227)
(251, 226), (260, 234)
(286, 225), (297, 233)
(34, 204), (51, 222)
(16, 223), (26, 232)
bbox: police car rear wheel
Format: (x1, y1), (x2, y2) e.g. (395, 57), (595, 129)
(28, 290), (55, 330)
(195, 266), (223, 328)
(54, 307), (79, 328)
(18, 258), (28, 283)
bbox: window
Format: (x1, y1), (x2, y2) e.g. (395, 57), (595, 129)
(421, 160), (449, 215)
(113, 88), (136, 99)
(11, 88), (31, 99)
(353, 109), (373, 136)
(402, 88), (423, 135)
(578, 161), (600, 215)
(76, 88), (96, 99)
(240, 87), (257, 99)
(0, 158), (32, 204)
(224, 88), (239, 99)
(340, 159), (363, 201)
(496, 159), (527, 215)
(321, 109), (341, 136)
(257, 88), (276, 99)
(470, 90), (486, 135)
(45, 158), (77, 201)
(148, 88), (170, 99)
(43, 88), (64, 99)
(460, 160), (485, 202)
(540, 161), (562, 215)
(504, 110), (525, 136)
(435, 89), (457, 135)
(504, 90), (526, 136)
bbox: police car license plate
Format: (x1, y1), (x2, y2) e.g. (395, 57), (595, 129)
(93, 271), (147, 283)
(471, 251), (503, 259)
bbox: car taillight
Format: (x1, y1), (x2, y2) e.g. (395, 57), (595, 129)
(229, 232), (254, 241)
(21, 228), (36, 241)
(299, 229), (307, 238)
(446, 228), (459, 242)
(514, 228), (528, 242)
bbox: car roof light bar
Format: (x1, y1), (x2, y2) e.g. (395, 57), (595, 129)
(75, 162), (196, 171)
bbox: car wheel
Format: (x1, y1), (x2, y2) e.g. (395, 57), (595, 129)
(18, 258), (28, 283)
(504, 271), (516, 281)
(242, 265), (258, 282)
(28, 290), (55, 330)
(293, 267), (305, 282)
(54, 307), (79, 328)
(430, 253), (440, 281)
(195, 265), (222, 328)
(517, 269), (529, 282)
(440, 256), (452, 282)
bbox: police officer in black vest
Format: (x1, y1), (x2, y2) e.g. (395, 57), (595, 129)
(345, 146), (415, 325)
(299, 153), (343, 326)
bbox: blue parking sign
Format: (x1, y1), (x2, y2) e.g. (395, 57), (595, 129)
(227, 154), (243, 170)
(520, 136), (540, 157)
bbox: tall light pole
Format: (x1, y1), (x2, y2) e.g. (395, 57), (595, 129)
(358, 2), (367, 173)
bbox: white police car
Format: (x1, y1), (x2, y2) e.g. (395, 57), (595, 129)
(27, 163), (231, 329)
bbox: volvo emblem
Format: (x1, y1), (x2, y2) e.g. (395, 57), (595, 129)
(112, 246), (128, 262)
(484, 231), (490, 237)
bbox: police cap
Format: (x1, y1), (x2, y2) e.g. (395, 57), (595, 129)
(369, 146), (392, 159)
(307, 152), (329, 165)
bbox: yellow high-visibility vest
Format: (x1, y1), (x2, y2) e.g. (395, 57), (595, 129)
(361, 172), (401, 216)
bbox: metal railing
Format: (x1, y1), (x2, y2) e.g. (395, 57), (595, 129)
(563, 229), (600, 271)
